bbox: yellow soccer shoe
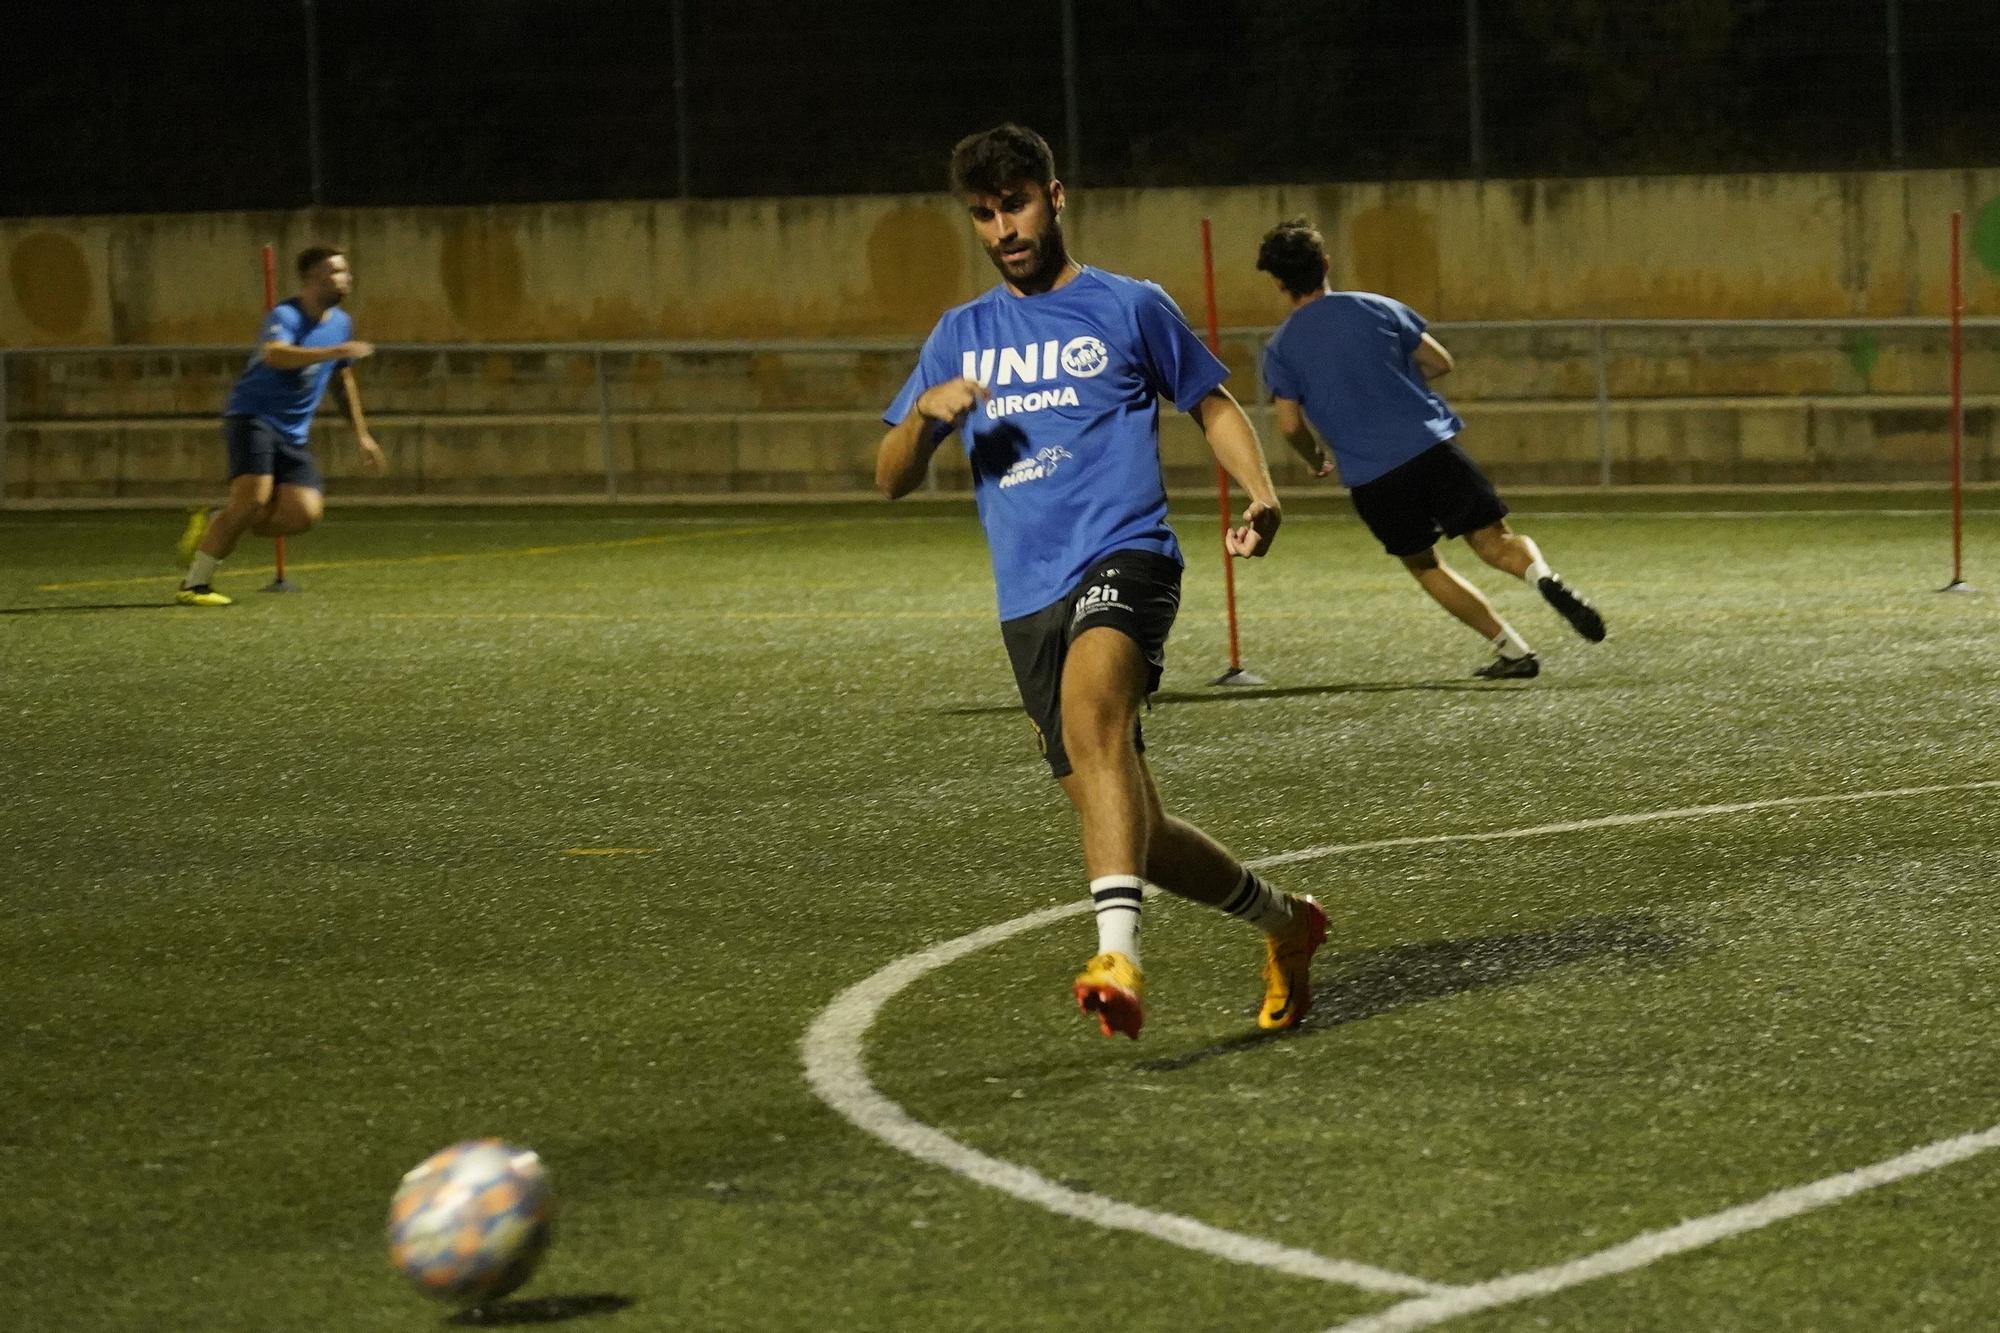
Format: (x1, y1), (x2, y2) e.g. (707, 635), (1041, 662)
(1258, 895), (1328, 1031)
(175, 585), (233, 607)
(175, 507), (211, 567)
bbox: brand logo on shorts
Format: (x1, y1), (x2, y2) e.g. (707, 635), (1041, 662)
(1071, 581), (1131, 628)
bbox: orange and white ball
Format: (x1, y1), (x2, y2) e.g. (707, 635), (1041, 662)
(387, 1139), (552, 1306)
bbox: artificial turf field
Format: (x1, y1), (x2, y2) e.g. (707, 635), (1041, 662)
(3, 490), (1997, 1332)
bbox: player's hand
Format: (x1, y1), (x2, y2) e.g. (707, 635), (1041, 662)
(1313, 449), (1335, 479)
(358, 433), (386, 474)
(915, 378), (990, 428)
(1227, 499), (1281, 558)
(340, 340), (377, 361)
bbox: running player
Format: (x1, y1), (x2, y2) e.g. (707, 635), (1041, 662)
(176, 245), (383, 605)
(877, 125), (1326, 1040)
(1255, 218), (1606, 677)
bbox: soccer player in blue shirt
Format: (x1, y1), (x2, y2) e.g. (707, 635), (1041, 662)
(1255, 218), (1606, 678)
(878, 125), (1326, 1041)
(176, 245), (383, 605)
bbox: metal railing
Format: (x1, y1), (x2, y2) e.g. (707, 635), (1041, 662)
(2, 318), (1994, 502)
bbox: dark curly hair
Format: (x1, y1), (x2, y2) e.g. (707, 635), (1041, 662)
(948, 124), (1056, 197)
(1256, 218), (1327, 298)
(295, 244), (346, 278)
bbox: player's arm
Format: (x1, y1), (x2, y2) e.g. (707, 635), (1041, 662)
(1189, 386), (1282, 557)
(332, 366), (386, 474)
(261, 339), (375, 371)
(1273, 397), (1334, 478)
(1412, 333), (1454, 381)
(875, 378), (989, 499)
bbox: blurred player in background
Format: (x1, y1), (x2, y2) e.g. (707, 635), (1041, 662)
(877, 124), (1325, 1041)
(1255, 218), (1606, 678)
(175, 245), (383, 605)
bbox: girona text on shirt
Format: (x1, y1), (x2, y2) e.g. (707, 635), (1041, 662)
(962, 335), (1109, 420)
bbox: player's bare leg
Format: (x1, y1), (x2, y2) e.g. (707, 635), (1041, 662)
(1402, 546), (1539, 678)
(249, 484), (324, 538)
(198, 473), (275, 561)
(1402, 547), (1504, 639)
(1464, 520), (1606, 643)
(1057, 627), (1152, 881)
(1135, 763), (1328, 1031)
(1057, 627), (1152, 1038)
(1055, 630), (1325, 1034)
(178, 473), (274, 604)
(1463, 520), (1535, 578)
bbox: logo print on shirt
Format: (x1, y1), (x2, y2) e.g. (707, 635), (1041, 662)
(1060, 336), (1109, 378)
(963, 342), (1062, 386)
(998, 446), (1073, 490)
(959, 334), (1108, 420)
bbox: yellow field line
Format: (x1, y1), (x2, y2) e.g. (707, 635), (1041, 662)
(563, 848), (661, 857)
(34, 520), (842, 592)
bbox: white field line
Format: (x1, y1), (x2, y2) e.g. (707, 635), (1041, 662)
(800, 898), (1451, 1297)
(1324, 1123), (2000, 1333)
(1273, 509), (1986, 522)
(800, 778), (1999, 1307)
(1249, 780), (2000, 871)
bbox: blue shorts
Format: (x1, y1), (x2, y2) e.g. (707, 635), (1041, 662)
(224, 415), (322, 491)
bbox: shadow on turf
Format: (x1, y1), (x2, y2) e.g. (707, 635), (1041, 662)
(938, 680), (1507, 717)
(0, 602), (179, 615)
(1136, 912), (1679, 1074)
(448, 1293), (635, 1326)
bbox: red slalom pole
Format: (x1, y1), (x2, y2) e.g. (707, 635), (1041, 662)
(1943, 211), (1971, 593)
(260, 243), (298, 592)
(1199, 218), (1262, 685)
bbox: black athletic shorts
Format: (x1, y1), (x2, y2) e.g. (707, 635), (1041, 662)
(1348, 438), (1508, 558)
(224, 414), (323, 491)
(998, 549), (1182, 779)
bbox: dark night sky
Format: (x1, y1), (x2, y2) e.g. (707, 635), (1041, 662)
(2, 0), (1995, 217)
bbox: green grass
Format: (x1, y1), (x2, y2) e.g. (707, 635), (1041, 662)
(3, 492), (1997, 1331)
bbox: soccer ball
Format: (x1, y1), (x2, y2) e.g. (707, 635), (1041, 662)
(387, 1139), (553, 1306)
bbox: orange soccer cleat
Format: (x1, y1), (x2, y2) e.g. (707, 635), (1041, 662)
(1073, 951), (1145, 1040)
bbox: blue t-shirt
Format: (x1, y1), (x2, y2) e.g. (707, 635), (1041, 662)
(1261, 291), (1463, 487)
(884, 268), (1229, 621)
(223, 299), (353, 444)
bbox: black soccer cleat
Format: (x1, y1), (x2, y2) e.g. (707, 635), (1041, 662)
(1473, 652), (1540, 680)
(1538, 576), (1606, 642)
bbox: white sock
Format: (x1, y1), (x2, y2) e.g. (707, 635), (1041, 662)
(1090, 875), (1144, 964)
(1517, 536), (1553, 585)
(1218, 868), (1294, 937)
(184, 551), (220, 588)
(1491, 623), (1533, 659)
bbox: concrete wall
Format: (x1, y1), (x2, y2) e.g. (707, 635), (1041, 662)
(4, 169), (1998, 499)
(4, 170), (1999, 347)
